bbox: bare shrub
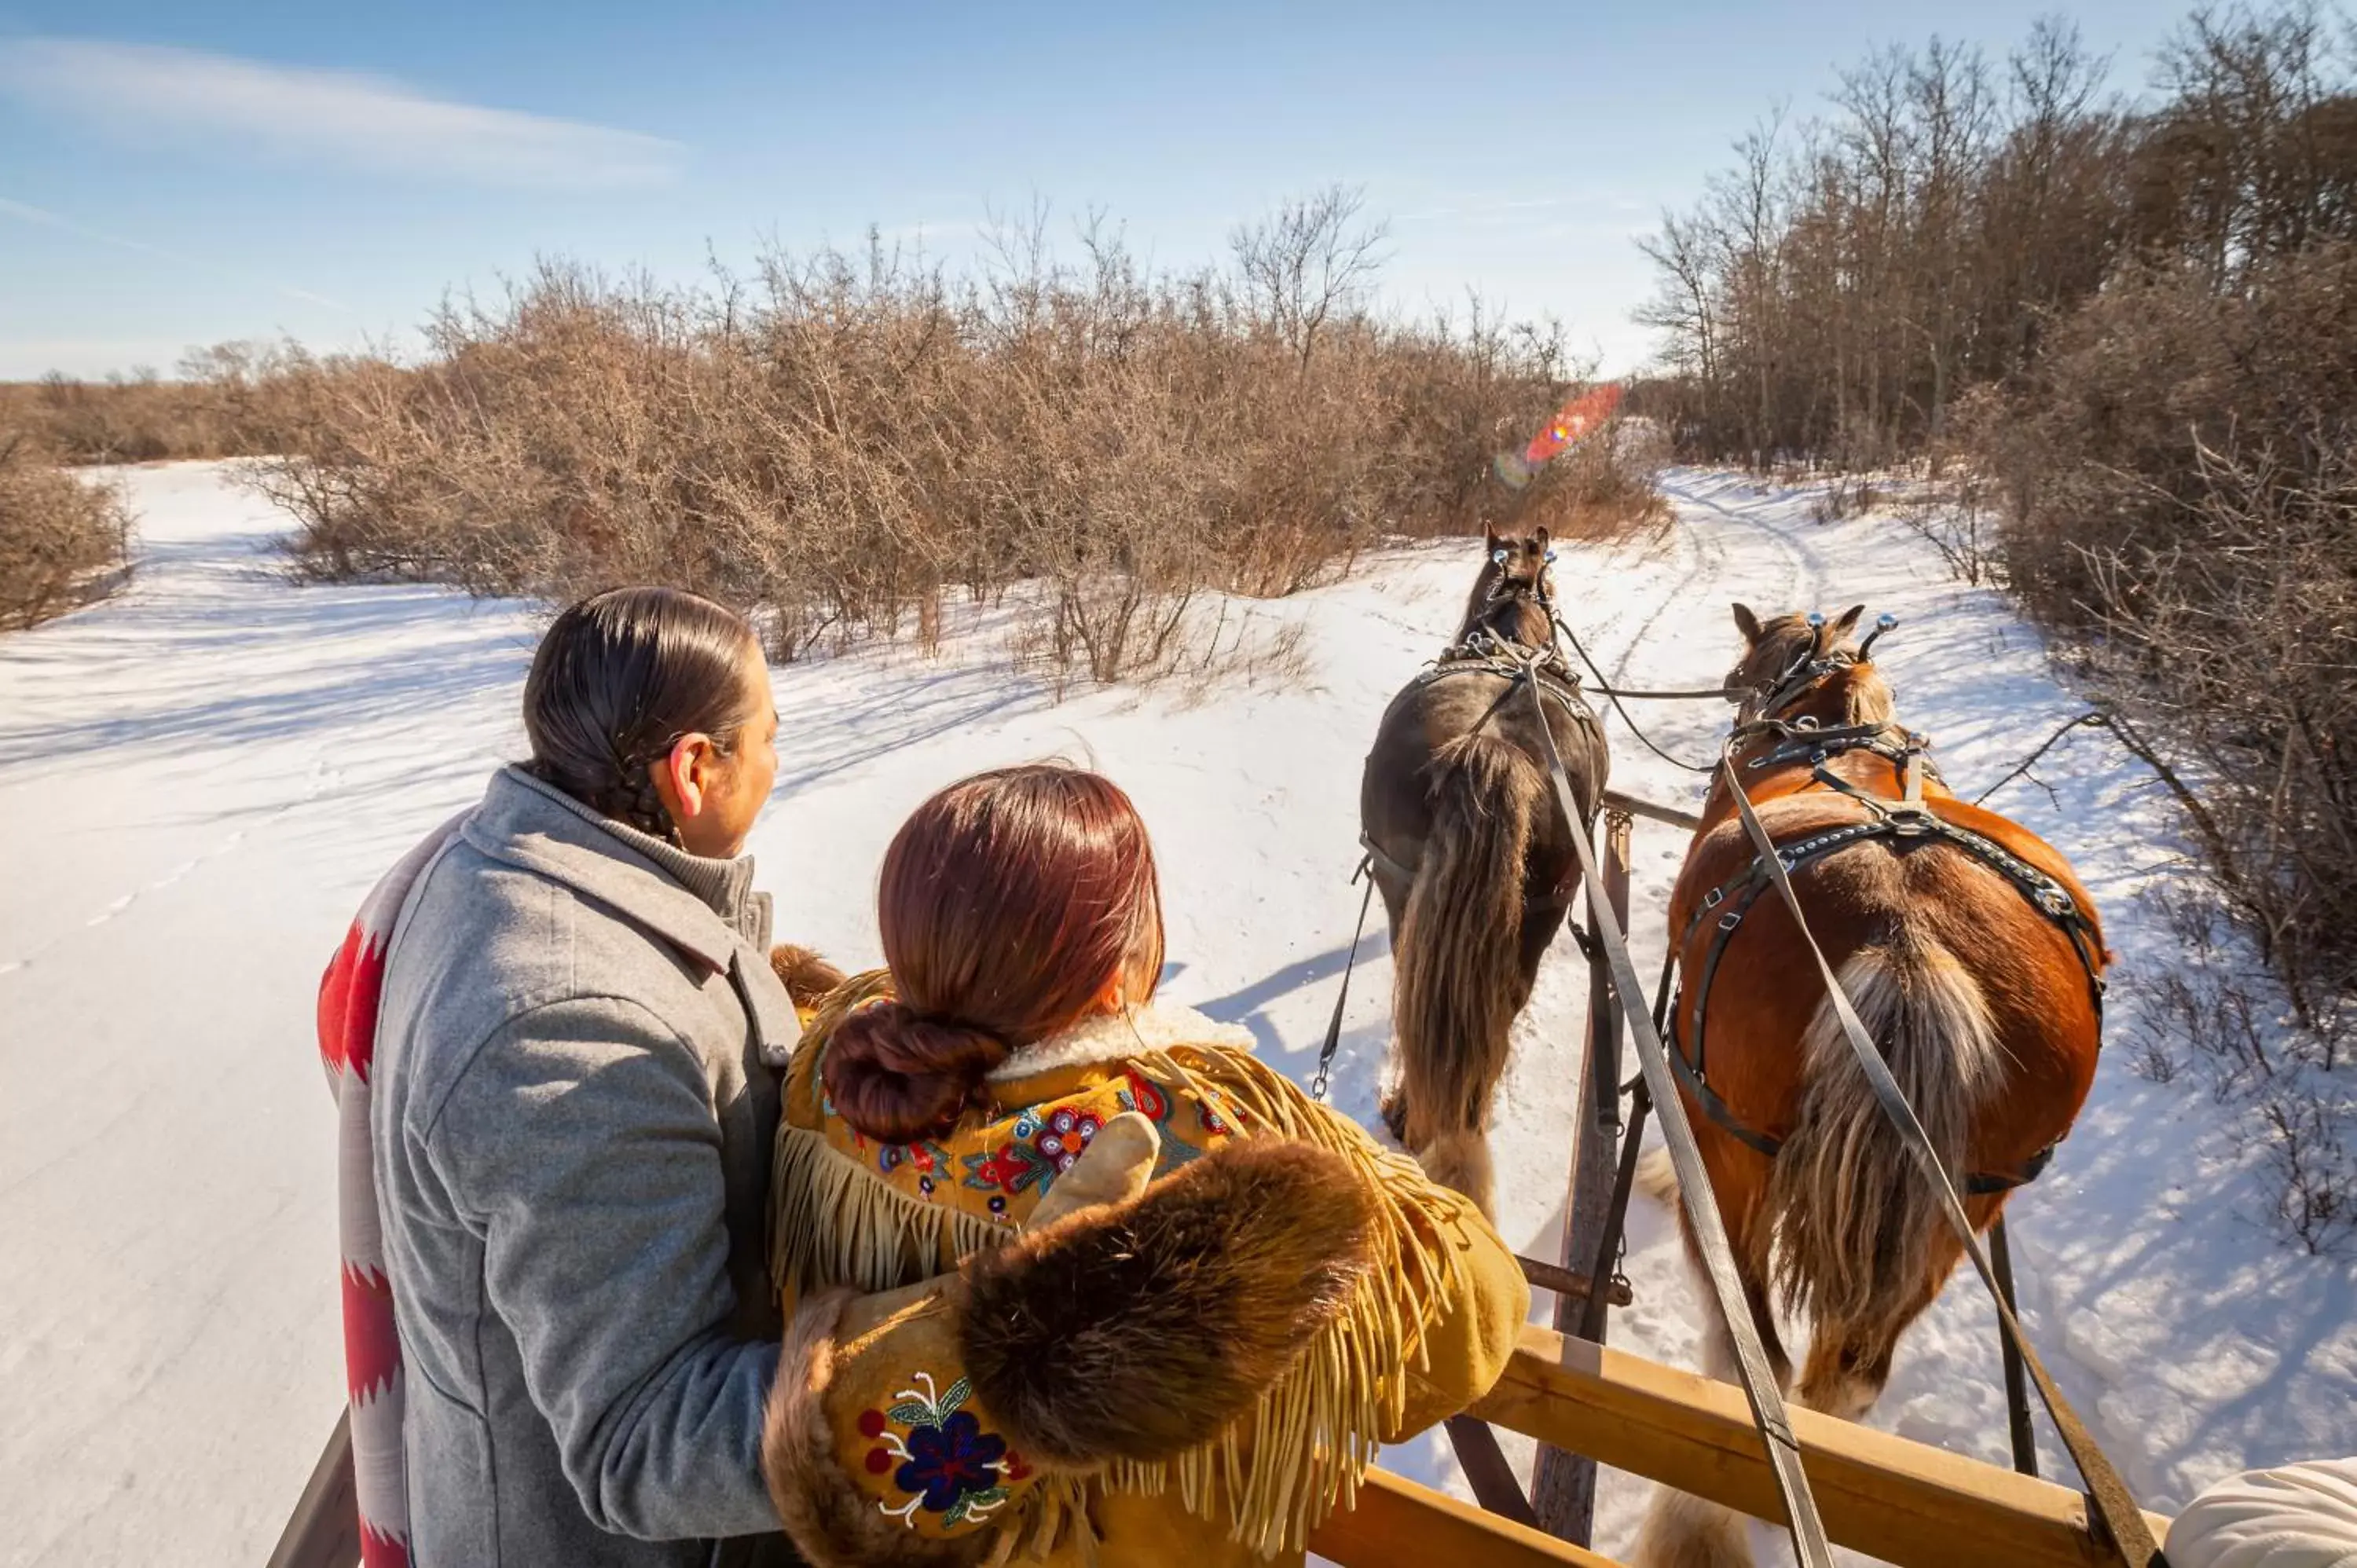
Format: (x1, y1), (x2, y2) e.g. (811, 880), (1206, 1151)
(0, 344), (310, 464)
(0, 438), (134, 628)
(2135, 1036), (2183, 1086)
(1230, 185), (1391, 376)
(1988, 258), (2357, 1020)
(1893, 401), (2014, 584)
(2139, 887), (2355, 1253)
(2145, 965), (2357, 1255)
(2257, 1092), (2356, 1255)
(1534, 413), (1674, 540)
(1805, 474), (1883, 524)
(242, 200), (1655, 684)
(1633, 5), (2357, 473)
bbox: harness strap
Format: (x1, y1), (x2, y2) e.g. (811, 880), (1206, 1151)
(1666, 1035), (1783, 1160)
(1443, 1416), (1541, 1527)
(1713, 715), (2106, 1020)
(1584, 682), (1739, 700)
(1671, 804), (2094, 1191)
(1574, 951), (1681, 1343)
(1310, 855), (1377, 1103)
(1667, 1016), (2058, 1192)
(1526, 663), (1836, 1568)
(1721, 759), (2161, 1568)
(1359, 833), (1418, 888)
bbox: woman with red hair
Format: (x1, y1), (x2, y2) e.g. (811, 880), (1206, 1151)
(761, 763), (1527, 1568)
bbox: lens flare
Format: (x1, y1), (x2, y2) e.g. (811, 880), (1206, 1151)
(1491, 450), (1538, 489)
(1520, 383), (1624, 467)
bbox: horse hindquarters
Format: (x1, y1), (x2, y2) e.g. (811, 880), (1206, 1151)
(1767, 933), (2003, 1419)
(1391, 732), (1542, 1218)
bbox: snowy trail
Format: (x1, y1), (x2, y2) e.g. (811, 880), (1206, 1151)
(2, 463), (2349, 1566)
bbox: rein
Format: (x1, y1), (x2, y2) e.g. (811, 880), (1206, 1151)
(1517, 650), (1837, 1566)
(1552, 612), (1722, 775)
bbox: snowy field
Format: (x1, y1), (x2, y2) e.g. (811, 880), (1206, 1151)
(2, 462), (2351, 1566)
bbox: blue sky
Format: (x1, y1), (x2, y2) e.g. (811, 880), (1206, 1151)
(0, 1), (2187, 381)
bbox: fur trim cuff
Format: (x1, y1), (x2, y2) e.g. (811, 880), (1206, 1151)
(959, 1138), (1374, 1467)
(761, 1288), (986, 1568)
(768, 944), (846, 1010)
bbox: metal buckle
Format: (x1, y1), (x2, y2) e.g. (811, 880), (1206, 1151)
(1702, 886), (1725, 909)
(1884, 804), (1937, 837)
(1717, 910), (1743, 932)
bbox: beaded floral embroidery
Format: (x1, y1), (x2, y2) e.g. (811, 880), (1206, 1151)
(856, 1371), (1028, 1530)
(820, 1055), (1242, 1227)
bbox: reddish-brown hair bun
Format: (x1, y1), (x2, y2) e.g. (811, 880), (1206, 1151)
(819, 764), (1165, 1142)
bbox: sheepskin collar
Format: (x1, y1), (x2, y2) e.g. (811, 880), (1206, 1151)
(984, 999), (1257, 1083)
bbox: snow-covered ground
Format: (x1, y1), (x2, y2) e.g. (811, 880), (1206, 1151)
(2, 463), (2350, 1566)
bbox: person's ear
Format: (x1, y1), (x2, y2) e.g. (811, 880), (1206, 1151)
(659, 733), (720, 823)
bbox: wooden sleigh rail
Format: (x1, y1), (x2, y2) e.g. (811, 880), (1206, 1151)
(1600, 788), (1702, 834)
(1309, 1470), (1616, 1566)
(1466, 1324), (2173, 1568)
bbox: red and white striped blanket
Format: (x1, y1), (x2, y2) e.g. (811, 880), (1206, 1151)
(316, 815), (465, 1568)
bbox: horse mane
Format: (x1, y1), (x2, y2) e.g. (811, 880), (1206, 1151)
(1836, 661), (1898, 726)
(1456, 566), (1552, 651)
(1455, 562), (1500, 641)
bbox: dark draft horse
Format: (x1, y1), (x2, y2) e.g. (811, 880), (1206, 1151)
(1636, 604), (2109, 1568)
(1358, 527), (1609, 1217)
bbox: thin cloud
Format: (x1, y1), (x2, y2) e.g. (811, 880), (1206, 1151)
(0, 195), (349, 311)
(0, 38), (683, 189)
(1394, 196), (1567, 225)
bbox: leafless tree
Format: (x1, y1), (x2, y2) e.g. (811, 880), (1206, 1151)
(1230, 184), (1392, 375)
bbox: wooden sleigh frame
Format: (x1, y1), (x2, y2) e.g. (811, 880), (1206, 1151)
(272, 794), (2165, 1568)
(271, 1328), (2165, 1568)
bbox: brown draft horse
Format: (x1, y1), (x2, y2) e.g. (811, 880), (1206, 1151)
(1358, 527), (1609, 1217)
(1634, 604), (2109, 1568)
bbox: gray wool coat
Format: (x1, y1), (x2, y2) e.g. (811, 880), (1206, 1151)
(372, 765), (802, 1567)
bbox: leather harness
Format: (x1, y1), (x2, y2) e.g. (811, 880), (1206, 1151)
(1359, 628), (1606, 899)
(1670, 704), (2108, 1195)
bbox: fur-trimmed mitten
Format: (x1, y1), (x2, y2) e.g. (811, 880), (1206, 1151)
(1023, 1108), (1159, 1227)
(761, 1134), (1376, 1567)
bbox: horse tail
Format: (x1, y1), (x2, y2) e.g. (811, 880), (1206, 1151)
(1393, 732), (1544, 1214)
(1765, 931), (2001, 1331)
(1634, 1145), (1680, 1206)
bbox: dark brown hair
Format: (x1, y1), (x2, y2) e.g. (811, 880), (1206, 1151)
(823, 764), (1167, 1142)
(521, 586), (763, 843)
